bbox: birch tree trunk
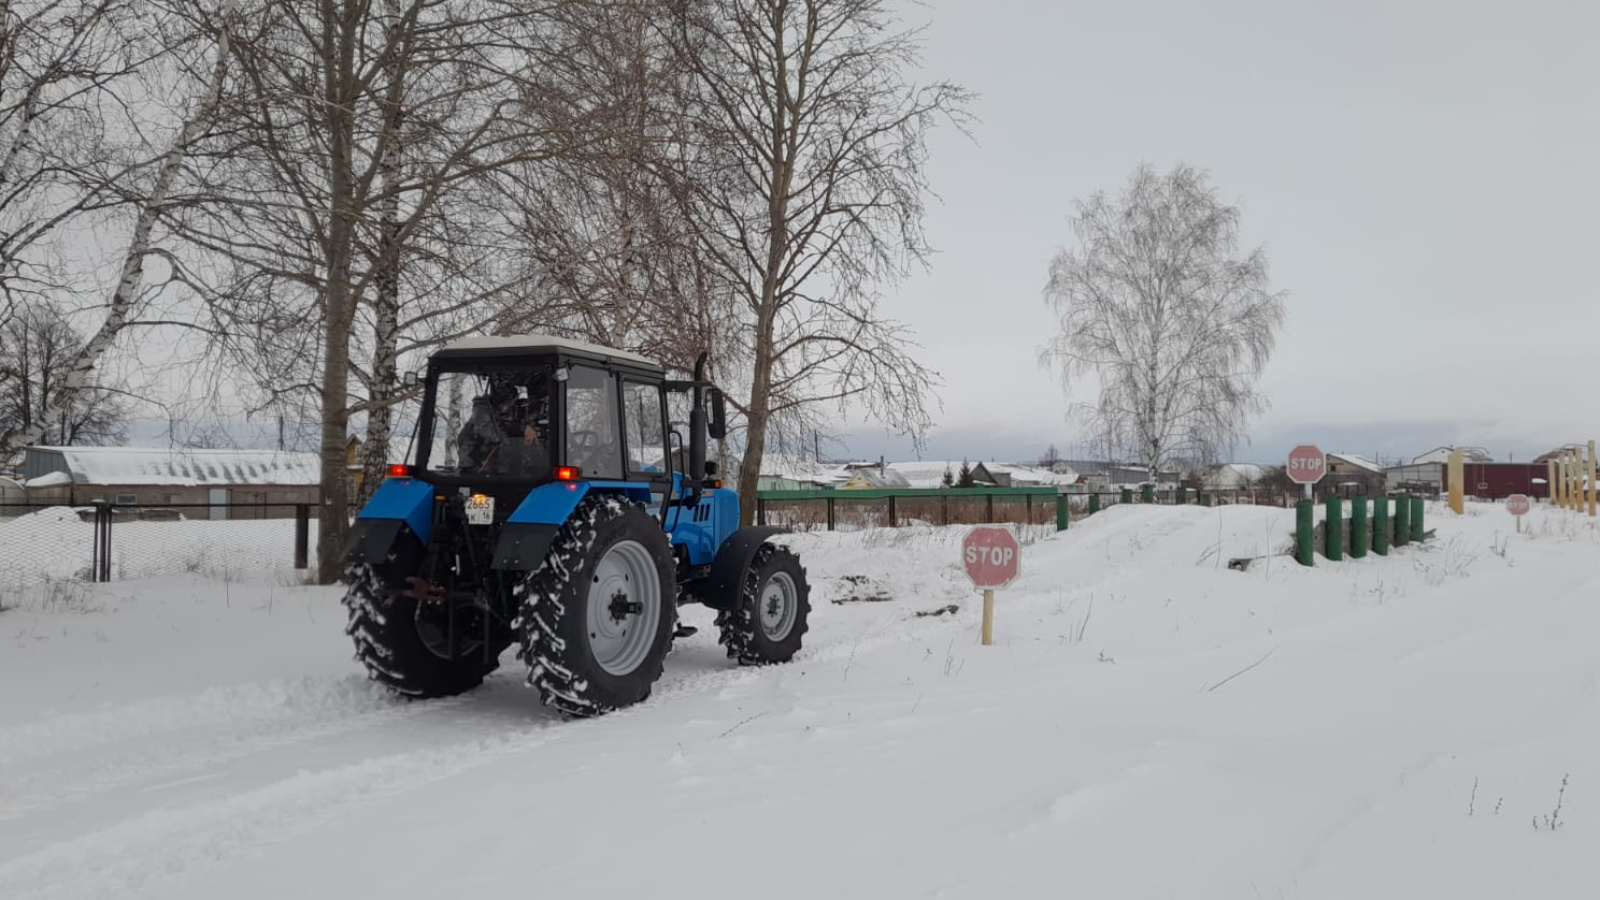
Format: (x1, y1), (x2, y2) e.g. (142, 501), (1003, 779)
(0, 3), (235, 461)
(356, 0), (405, 508)
(314, 0), (363, 585)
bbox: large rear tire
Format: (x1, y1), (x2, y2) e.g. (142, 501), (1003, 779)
(716, 543), (810, 665)
(515, 496), (676, 717)
(342, 563), (503, 698)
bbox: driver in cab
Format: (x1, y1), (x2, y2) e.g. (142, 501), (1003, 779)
(459, 373), (549, 477)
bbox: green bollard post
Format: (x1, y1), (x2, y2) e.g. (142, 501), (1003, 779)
(1373, 495), (1390, 555)
(1089, 493), (1101, 515)
(1296, 500), (1314, 566)
(1056, 495), (1069, 532)
(1410, 496), (1424, 543)
(1121, 488), (1133, 504)
(1325, 496), (1343, 561)
(1350, 497), (1369, 558)
(1393, 495), (1411, 548)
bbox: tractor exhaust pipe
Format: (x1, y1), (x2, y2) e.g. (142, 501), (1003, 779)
(686, 352), (708, 506)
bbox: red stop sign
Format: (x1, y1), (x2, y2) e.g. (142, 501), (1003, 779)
(963, 526), (1020, 589)
(1506, 494), (1530, 516)
(1287, 444), (1326, 485)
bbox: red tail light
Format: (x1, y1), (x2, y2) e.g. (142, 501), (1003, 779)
(554, 466), (581, 482)
(387, 464), (411, 478)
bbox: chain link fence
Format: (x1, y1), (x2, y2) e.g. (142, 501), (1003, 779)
(0, 502), (314, 601)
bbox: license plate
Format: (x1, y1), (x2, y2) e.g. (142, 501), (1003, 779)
(465, 494), (495, 525)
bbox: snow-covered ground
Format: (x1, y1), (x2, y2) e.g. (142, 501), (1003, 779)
(2, 502), (1597, 899)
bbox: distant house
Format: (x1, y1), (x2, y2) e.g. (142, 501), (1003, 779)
(1323, 452), (1387, 496)
(969, 462), (1081, 491)
(1060, 460), (1152, 491)
(1204, 463), (1273, 492)
(881, 460), (964, 490)
(21, 446), (321, 517)
(839, 462), (911, 490)
(754, 455), (851, 491)
(1412, 446), (1492, 465)
(0, 475), (24, 509)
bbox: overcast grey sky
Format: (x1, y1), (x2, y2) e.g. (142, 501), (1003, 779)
(839, 0), (1599, 466)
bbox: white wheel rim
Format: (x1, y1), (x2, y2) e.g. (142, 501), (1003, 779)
(759, 571), (798, 640)
(585, 539), (661, 676)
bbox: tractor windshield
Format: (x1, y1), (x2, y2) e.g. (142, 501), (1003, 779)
(423, 362), (556, 482)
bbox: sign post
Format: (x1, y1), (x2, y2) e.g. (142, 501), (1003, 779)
(1287, 445), (1325, 566)
(963, 525), (1020, 646)
(1507, 493), (1530, 533)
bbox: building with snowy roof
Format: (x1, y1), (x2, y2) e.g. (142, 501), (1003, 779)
(21, 446), (320, 517)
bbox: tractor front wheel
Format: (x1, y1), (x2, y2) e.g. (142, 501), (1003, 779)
(716, 543), (811, 665)
(515, 496), (676, 716)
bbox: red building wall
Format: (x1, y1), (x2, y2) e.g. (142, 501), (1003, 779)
(1444, 463), (1547, 500)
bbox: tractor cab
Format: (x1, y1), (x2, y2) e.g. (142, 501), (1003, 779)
(418, 336), (667, 491)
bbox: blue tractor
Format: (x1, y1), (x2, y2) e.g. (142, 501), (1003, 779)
(342, 335), (810, 716)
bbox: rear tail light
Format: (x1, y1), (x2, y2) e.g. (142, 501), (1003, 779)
(554, 466), (581, 482)
(387, 464), (411, 478)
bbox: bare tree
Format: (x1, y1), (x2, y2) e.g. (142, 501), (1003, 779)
(0, 0), (234, 462)
(1042, 163), (1286, 480)
(0, 301), (131, 445)
(164, 0), (612, 581)
(664, 0), (969, 523)
(0, 1), (166, 322)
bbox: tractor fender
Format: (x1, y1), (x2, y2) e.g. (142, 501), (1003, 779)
(346, 477), (433, 570)
(344, 518), (426, 576)
(356, 476), (435, 541)
(497, 480), (657, 571)
(697, 526), (788, 611)
(506, 480), (655, 525)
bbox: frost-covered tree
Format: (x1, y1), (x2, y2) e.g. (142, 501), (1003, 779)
(1042, 163), (1286, 479)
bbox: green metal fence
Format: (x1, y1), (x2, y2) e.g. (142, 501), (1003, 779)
(755, 487), (1065, 531)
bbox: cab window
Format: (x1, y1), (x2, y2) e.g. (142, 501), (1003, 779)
(564, 366), (622, 479)
(622, 381), (667, 476)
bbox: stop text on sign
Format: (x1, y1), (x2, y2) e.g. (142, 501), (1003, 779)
(964, 544), (1015, 567)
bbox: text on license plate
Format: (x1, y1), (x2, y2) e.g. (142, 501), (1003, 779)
(465, 494), (495, 525)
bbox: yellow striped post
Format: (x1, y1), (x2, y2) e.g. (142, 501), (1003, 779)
(1588, 440), (1596, 517)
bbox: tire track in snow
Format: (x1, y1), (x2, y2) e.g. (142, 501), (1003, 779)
(0, 674), (400, 768)
(0, 680), (478, 825)
(0, 720), (569, 900)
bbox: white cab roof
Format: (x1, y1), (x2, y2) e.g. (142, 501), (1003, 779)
(438, 334), (660, 369)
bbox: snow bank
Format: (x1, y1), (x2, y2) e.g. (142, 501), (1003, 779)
(30, 446), (319, 486)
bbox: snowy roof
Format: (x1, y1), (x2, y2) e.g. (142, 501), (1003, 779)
(1216, 463), (1269, 479)
(760, 455), (852, 486)
(884, 460), (965, 489)
(978, 462), (1082, 487)
(31, 447), (321, 487)
(1412, 446), (1493, 465)
(1328, 452), (1385, 474)
(436, 334), (659, 368)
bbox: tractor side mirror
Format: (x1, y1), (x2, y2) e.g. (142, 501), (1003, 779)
(707, 388), (727, 440)
(402, 371), (420, 389)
